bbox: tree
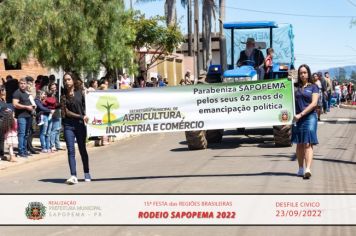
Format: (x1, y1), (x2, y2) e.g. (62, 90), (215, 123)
(96, 95), (120, 126)
(351, 70), (356, 83)
(337, 67), (347, 81)
(0, 0), (136, 74)
(202, 0), (217, 70)
(132, 14), (183, 76)
(181, 0), (193, 56)
(137, 0), (177, 26)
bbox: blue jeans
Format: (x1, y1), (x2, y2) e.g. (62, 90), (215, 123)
(39, 115), (51, 150)
(64, 122), (89, 176)
(17, 117), (31, 155)
(327, 91), (332, 111)
(50, 118), (61, 149)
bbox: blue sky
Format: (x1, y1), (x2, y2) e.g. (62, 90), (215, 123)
(128, 0), (356, 72)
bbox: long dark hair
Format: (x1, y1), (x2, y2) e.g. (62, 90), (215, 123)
(0, 111), (14, 135)
(297, 64), (312, 87)
(62, 72), (82, 98)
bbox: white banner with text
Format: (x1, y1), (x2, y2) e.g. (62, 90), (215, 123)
(85, 78), (295, 137)
(1, 195), (356, 225)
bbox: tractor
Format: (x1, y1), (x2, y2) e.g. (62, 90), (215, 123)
(185, 21), (295, 150)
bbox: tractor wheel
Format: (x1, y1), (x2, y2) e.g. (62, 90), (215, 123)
(185, 130), (208, 150)
(206, 129), (224, 143)
(273, 125), (292, 147)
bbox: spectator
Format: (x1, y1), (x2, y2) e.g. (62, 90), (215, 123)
(4, 113), (18, 162)
(35, 75), (43, 91)
(40, 76), (50, 92)
(49, 74), (56, 84)
(318, 72), (328, 113)
(324, 72), (333, 112)
(99, 77), (110, 90)
(61, 72), (91, 184)
(347, 82), (354, 103)
(292, 64), (319, 179)
(312, 73), (323, 121)
(334, 81), (341, 107)
(163, 78), (169, 85)
(25, 76), (39, 155)
(35, 91), (52, 153)
(4, 75), (19, 111)
(119, 73), (131, 89)
(0, 86), (10, 160)
(48, 82), (63, 151)
(158, 78), (167, 87)
(180, 71), (192, 85)
(87, 80), (98, 92)
(12, 78), (34, 158)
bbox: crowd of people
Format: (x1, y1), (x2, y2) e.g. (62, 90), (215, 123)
(311, 71), (355, 121)
(0, 75), (64, 162)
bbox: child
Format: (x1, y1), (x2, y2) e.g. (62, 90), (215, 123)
(264, 48), (274, 80)
(35, 91), (47, 126)
(2, 112), (17, 162)
(43, 91), (57, 121)
(5, 116), (18, 162)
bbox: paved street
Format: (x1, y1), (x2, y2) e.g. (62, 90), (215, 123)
(0, 108), (355, 235)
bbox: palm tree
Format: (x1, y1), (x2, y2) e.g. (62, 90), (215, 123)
(201, 0), (217, 69)
(136, 0), (177, 26)
(181, 0), (193, 56)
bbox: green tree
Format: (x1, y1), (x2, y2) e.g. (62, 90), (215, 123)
(351, 70), (356, 83)
(96, 95), (120, 126)
(337, 67), (347, 81)
(132, 14), (183, 75)
(0, 0), (135, 74)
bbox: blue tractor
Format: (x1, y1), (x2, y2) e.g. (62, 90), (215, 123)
(185, 21), (295, 150)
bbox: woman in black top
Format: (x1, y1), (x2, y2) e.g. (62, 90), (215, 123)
(61, 72), (91, 185)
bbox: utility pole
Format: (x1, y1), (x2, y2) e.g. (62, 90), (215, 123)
(194, 0), (200, 78)
(219, 0), (227, 72)
(187, 0), (193, 56)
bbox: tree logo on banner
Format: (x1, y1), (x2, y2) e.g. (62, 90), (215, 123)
(25, 202), (46, 220)
(95, 95), (120, 126)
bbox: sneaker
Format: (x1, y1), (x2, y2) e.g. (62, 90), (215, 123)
(297, 167), (304, 177)
(38, 121), (44, 126)
(41, 149), (48, 153)
(84, 173), (92, 182)
(65, 176), (78, 185)
(304, 169), (312, 179)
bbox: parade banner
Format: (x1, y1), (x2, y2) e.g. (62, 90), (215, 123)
(2, 194), (356, 225)
(86, 78), (295, 137)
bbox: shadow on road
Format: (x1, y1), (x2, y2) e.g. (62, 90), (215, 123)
(314, 157), (356, 165)
(39, 172), (298, 184)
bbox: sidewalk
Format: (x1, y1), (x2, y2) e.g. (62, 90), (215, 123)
(340, 104), (356, 110)
(0, 133), (138, 171)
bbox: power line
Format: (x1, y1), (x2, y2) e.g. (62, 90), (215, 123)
(223, 5), (356, 19)
(347, 0), (356, 8)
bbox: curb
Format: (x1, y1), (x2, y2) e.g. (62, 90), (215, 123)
(340, 104), (356, 110)
(0, 134), (139, 171)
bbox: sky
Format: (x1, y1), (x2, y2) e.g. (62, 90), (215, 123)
(127, 0), (356, 72)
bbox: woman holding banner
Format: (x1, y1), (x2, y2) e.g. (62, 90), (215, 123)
(61, 72), (91, 185)
(292, 64), (319, 179)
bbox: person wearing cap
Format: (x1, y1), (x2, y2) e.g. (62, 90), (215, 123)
(237, 38), (265, 79)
